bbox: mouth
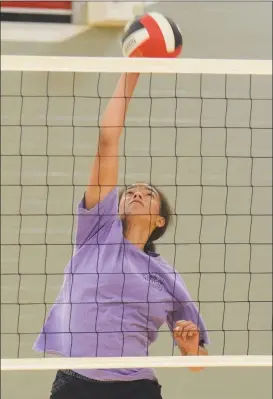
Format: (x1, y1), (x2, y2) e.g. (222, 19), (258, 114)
(130, 199), (144, 206)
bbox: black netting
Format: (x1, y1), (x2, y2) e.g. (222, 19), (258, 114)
(1, 70), (272, 361)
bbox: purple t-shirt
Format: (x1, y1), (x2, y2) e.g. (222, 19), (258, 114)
(34, 188), (209, 381)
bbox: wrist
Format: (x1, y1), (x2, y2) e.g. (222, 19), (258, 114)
(187, 346), (208, 356)
(178, 346), (198, 356)
(184, 346), (200, 356)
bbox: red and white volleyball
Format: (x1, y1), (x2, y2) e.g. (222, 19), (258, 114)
(122, 12), (183, 58)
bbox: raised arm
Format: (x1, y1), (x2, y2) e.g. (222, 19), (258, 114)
(85, 73), (140, 210)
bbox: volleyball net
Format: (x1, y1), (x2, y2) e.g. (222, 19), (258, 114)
(1, 55), (272, 372)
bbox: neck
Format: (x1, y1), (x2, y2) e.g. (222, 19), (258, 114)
(123, 218), (151, 250)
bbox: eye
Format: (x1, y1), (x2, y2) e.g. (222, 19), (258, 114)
(146, 191), (156, 199)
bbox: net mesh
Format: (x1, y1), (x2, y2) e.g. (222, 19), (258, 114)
(1, 66), (272, 362)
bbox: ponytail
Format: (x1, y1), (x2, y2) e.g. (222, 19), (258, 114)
(144, 240), (156, 254)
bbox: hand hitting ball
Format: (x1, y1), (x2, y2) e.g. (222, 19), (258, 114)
(121, 12), (183, 58)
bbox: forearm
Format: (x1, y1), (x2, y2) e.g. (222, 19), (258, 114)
(178, 345), (208, 372)
(100, 73), (139, 146)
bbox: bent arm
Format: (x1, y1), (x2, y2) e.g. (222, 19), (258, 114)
(85, 73), (139, 210)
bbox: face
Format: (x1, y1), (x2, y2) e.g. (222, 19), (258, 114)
(119, 184), (165, 229)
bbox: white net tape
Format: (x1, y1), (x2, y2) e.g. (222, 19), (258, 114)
(1, 55), (272, 74)
(2, 355), (272, 371)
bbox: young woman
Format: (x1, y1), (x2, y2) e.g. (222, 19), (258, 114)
(34, 73), (209, 399)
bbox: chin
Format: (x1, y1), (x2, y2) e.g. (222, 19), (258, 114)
(126, 204), (143, 215)
(123, 206), (143, 216)
(125, 210), (142, 216)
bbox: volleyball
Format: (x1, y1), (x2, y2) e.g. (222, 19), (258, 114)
(121, 12), (182, 58)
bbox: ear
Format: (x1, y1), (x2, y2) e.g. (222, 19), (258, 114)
(156, 216), (165, 228)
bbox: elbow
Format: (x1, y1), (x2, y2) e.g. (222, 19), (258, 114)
(97, 135), (118, 156)
(98, 130), (111, 146)
(98, 129), (119, 150)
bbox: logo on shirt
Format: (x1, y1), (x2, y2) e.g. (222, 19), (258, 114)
(142, 273), (164, 292)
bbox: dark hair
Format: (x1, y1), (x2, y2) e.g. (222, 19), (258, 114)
(119, 185), (172, 254)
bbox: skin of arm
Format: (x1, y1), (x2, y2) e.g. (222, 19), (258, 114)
(85, 73), (139, 210)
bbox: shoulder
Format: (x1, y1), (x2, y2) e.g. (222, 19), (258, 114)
(153, 256), (188, 295)
(78, 187), (119, 215)
(154, 255), (179, 275)
(152, 256), (182, 285)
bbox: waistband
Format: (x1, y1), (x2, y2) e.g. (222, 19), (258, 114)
(61, 369), (119, 384)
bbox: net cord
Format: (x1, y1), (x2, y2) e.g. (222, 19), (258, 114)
(2, 356), (272, 371)
(1, 55), (272, 75)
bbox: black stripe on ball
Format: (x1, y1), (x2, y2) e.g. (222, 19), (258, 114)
(166, 17), (183, 48)
(122, 17), (145, 44)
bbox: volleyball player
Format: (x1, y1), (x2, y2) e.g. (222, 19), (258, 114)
(34, 73), (209, 399)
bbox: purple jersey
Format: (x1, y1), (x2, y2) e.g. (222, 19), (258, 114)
(34, 188), (209, 381)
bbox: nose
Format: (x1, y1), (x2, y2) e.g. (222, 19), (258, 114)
(133, 191), (143, 200)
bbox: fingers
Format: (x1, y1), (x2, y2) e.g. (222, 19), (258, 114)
(184, 325), (198, 341)
(174, 321), (199, 341)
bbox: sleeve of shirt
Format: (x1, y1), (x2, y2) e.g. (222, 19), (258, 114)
(166, 274), (210, 347)
(75, 188), (119, 250)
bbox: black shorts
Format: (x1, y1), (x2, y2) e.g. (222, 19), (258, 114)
(50, 370), (163, 399)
